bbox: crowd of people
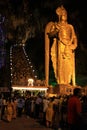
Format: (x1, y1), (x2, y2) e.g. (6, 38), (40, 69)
(0, 87), (87, 130)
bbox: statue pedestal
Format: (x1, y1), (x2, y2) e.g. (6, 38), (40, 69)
(47, 84), (74, 96)
(47, 86), (53, 94)
(52, 84), (74, 95)
(59, 84), (74, 95)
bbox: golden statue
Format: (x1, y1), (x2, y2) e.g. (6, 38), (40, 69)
(45, 6), (77, 86)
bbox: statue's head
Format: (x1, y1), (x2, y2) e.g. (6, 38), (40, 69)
(56, 5), (67, 21)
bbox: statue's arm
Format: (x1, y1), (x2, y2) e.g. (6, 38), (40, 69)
(47, 22), (58, 38)
(69, 25), (78, 50)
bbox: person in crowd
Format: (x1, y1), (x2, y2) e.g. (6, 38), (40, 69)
(35, 95), (42, 119)
(80, 95), (87, 128)
(0, 95), (3, 120)
(24, 96), (31, 118)
(67, 87), (82, 130)
(30, 96), (35, 118)
(43, 97), (49, 125)
(17, 96), (25, 117)
(81, 95), (87, 113)
(0, 96), (7, 120)
(46, 97), (54, 128)
(52, 97), (61, 130)
(6, 98), (13, 122)
(12, 97), (17, 119)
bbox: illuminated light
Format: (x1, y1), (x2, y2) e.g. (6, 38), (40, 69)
(28, 78), (34, 86)
(12, 86), (48, 91)
(22, 44), (25, 46)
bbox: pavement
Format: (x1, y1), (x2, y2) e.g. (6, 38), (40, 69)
(0, 115), (52, 130)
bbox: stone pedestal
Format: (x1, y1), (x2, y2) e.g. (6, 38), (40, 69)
(52, 84), (74, 95)
(47, 84), (74, 96)
(58, 84), (74, 95)
(47, 86), (53, 94)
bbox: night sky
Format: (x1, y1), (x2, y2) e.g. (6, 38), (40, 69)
(29, 0), (87, 42)
(0, 0), (87, 42)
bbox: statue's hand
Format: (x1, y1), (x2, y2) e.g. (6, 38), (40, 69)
(47, 31), (58, 38)
(70, 44), (77, 50)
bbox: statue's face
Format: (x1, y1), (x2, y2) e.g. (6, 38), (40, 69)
(61, 12), (67, 21)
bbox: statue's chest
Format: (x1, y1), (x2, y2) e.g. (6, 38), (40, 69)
(59, 25), (71, 35)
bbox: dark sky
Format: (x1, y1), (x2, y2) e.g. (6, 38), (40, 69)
(30, 0), (87, 42)
(0, 0), (86, 44)
(3, 0), (86, 46)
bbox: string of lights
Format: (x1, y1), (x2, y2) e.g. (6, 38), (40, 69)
(10, 43), (38, 87)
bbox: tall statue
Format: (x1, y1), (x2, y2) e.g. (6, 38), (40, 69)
(45, 6), (77, 86)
